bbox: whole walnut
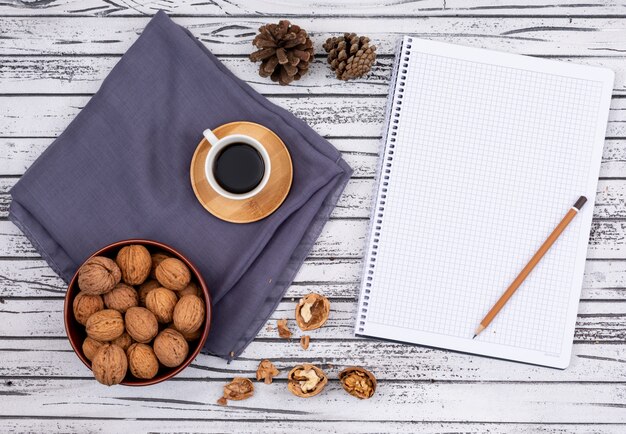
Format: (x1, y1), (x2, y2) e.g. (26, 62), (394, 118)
(103, 283), (138, 313)
(153, 328), (189, 368)
(155, 258), (191, 291)
(150, 252), (170, 279)
(176, 327), (202, 342)
(111, 332), (133, 351)
(173, 294), (205, 334)
(85, 309), (125, 341)
(116, 245), (151, 285)
(178, 282), (201, 298)
(77, 256), (121, 295)
(127, 343), (159, 380)
(73, 292), (104, 325)
(91, 343), (127, 386)
(145, 287), (178, 323)
(138, 279), (160, 306)
(124, 307), (158, 343)
(82, 337), (105, 362)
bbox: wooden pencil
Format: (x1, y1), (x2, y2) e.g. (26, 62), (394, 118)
(473, 196), (588, 338)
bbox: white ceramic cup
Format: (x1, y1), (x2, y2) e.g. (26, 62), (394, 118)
(203, 129), (272, 200)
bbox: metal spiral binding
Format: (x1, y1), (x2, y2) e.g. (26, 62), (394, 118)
(357, 37), (412, 333)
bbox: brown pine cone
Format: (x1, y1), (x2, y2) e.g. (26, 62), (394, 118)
(323, 33), (377, 80)
(250, 20), (314, 86)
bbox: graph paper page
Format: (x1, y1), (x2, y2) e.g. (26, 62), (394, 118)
(356, 37), (614, 368)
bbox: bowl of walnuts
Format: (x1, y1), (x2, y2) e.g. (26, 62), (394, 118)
(64, 239), (211, 386)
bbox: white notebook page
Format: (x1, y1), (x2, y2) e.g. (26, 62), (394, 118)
(356, 37), (614, 368)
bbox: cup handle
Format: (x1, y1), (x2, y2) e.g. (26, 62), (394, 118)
(203, 129), (220, 146)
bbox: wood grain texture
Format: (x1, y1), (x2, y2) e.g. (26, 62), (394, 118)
(1, 339), (625, 382)
(2, 17), (626, 57)
(1, 5), (625, 432)
(0, 420), (624, 434)
(1, 258), (625, 299)
(0, 378), (625, 423)
(0, 219), (625, 259)
(5, 55), (626, 96)
(1, 298), (625, 342)
(0, 0), (625, 17)
(4, 95), (626, 139)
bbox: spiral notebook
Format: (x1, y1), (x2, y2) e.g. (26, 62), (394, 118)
(355, 37), (614, 368)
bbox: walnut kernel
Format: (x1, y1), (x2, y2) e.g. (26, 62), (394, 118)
(295, 293), (330, 331)
(276, 318), (292, 339)
(221, 377), (254, 403)
(287, 364), (328, 398)
(256, 359), (279, 384)
(338, 366), (376, 399)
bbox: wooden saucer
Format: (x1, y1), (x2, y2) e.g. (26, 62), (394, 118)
(190, 121), (293, 224)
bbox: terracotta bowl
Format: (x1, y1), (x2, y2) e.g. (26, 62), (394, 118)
(64, 239), (212, 386)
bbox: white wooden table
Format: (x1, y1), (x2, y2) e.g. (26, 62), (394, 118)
(1, 1), (626, 433)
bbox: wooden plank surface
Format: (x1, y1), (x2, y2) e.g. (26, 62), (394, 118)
(1, 0), (625, 17)
(4, 55), (626, 96)
(2, 17), (626, 57)
(1, 5), (625, 433)
(1, 258), (625, 300)
(1, 298), (625, 342)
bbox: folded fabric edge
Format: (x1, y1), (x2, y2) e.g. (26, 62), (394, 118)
(9, 200), (74, 283)
(221, 156), (353, 360)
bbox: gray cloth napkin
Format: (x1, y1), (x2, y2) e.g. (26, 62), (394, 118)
(9, 11), (352, 359)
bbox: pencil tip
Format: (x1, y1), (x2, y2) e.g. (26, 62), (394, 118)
(472, 334), (477, 339)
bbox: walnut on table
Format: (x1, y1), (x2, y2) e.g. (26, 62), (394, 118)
(218, 377), (254, 405)
(287, 364), (328, 398)
(295, 293), (330, 331)
(256, 359), (279, 384)
(338, 366), (377, 399)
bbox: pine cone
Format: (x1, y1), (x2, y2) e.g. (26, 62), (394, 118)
(323, 33), (377, 81)
(250, 20), (314, 86)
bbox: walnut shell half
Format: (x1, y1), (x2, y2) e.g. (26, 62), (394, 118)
(91, 343), (127, 386)
(116, 245), (151, 285)
(222, 377), (254, 402)
(77, 256), (121, 295)
(338, 366), (376, 399)
(295, 293), (330, 331)
(287, 364), (328, 398)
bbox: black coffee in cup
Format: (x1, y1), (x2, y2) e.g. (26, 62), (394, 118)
(213, 143), (265, 194)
